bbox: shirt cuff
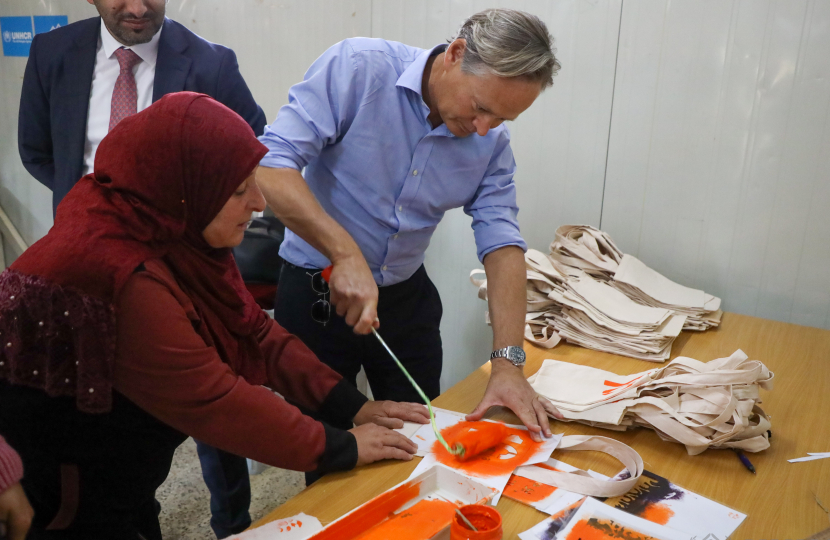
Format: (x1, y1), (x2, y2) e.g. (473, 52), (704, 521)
(475, 223), (528, 262)
(317, 423), (358, 475)
(318, 378), (369, 427)
(258, 152), (303, 171)
(0, 440), (23, 494)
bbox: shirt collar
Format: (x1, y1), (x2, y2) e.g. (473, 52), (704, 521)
(99, 17), (161, 68)
(396, 44), (448, 96)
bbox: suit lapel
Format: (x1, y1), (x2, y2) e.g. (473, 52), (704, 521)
(153, 19), (192, 101)
(64, 18), (99, 184)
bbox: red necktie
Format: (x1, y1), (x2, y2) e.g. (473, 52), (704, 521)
(109, 47), (143, 132)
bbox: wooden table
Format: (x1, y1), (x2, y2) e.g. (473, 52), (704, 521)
(256, 313), (830, 538)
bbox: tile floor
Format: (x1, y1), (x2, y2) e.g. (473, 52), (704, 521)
(156, 438), (304, 540)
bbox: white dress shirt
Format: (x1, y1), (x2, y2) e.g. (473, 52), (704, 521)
(82, 19), (161, 176)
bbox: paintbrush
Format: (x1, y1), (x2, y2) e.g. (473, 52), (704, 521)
(455, 508), (478, 532)
(320, 266), (463, 457)
(370, 327), (464, 457)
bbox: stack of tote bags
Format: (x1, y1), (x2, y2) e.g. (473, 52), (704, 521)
(470, 225), (723, 362)
(527, 349), (773, 454)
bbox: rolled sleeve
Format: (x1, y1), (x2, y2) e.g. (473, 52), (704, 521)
(464, 128), (527, 261)
(259, 40), (363, 171)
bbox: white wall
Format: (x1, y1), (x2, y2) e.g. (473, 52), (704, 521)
(1, 0), (828, 392)
(601, 0), (830, 330)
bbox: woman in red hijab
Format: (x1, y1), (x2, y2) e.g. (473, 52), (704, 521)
(0, 93), (427, 539)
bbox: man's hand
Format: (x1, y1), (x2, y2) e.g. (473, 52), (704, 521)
(354, 400), (430, 429)
(0, 482), (34, 540)
(349, 423), (418, 467)
(466, 359), (563, 442)
(327, 254), (379, 335)
(255, 167), (380, 335)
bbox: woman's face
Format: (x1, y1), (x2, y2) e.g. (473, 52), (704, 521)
(202, 171), (266, 248)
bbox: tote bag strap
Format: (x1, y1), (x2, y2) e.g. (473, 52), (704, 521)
(512, 435), (643, 497)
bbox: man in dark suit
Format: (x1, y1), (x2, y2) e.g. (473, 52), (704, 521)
(17, 1), (266, 537)
(19, 0), (266, 215)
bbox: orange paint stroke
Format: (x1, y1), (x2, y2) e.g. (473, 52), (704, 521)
(565, 517), (659, 540)
(432, 421), (544, 478)
(353, 499), (457, 540)
(639, 502), (674, 525)
(602, 377), (641, 395)
(308, 481), (421, 540)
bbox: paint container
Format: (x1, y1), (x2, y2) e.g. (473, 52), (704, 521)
(450, 505), (502, 540)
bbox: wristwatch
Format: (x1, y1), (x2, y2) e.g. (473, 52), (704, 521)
(490, 346), (526, 368)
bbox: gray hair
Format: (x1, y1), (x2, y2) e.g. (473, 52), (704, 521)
(451, 9), (560, 89)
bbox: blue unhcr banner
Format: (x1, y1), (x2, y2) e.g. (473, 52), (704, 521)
(1, 16), (34, 57)
(33, 15), (68, 35)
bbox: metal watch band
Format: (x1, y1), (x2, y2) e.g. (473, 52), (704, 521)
(490, 346), (526, 367)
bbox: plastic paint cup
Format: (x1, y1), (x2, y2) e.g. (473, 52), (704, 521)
(450, 504), (502, 540)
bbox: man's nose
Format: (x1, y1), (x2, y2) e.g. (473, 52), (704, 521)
(123, 0), (150, 17)
(472, 117), (490, 137)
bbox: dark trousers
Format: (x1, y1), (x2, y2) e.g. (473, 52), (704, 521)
(274, 263), (443, 483)
(195, 441), (252, 538)
(0, 382), (186, 540)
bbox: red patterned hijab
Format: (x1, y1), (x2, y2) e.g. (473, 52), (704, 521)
(0, 92), (269, 413)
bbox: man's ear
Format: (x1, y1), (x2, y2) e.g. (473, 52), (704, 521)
(445, 39), (467, 67)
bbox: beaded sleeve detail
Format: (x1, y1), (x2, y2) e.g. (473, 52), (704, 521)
(0, 269), (116, 413)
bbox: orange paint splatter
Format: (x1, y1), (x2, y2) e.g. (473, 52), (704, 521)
(308, 481), (421, 540)
(432, 421), (544, 478)
(353, 499), (457, 540)
(639, 502), (674, 525)
(565, 518), (659, 540)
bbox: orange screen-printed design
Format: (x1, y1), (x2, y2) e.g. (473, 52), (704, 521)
(432, 421), (544, 478)
(353, 499), (458, 540)
(504, 463), (563, 504)
(565, 517), (660, 540)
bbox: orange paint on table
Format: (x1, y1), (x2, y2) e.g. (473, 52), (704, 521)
(432, 421), (543, 478)
(639, 502), (675, 525)
(353, 499), (458, 540)
(307, 481), (421, 540)
(564, 517), (659, 540)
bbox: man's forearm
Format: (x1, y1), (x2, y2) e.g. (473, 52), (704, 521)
(256, 166), (360, 264)
(483, 246), (527, 352)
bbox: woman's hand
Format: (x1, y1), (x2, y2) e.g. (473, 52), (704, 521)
(349, 423), (418, 467)
(0, 482), (34, 540)
(353, 400), (430, 429)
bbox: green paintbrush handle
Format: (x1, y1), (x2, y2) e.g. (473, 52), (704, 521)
(371, 328), (463, 457)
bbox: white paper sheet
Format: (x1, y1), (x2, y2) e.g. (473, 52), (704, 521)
(604, 469), (746, 538)
(227, 513), (322, 540)
(788, 453), (830, 463)
(520, 497), (691, 540)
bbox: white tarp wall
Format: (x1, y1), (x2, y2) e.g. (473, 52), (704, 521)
(1, 0), (828, 392)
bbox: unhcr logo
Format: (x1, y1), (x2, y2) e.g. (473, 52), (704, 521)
(8, 30), (32, 42)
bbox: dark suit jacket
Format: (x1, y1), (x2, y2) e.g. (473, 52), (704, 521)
(18, 17), (267, 215)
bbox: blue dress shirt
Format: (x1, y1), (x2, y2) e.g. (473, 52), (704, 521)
(260, 38), (527, 286)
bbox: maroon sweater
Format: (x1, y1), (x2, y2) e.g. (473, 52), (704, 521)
(112, 259), (366, 472)
(0, 435), (23, 494)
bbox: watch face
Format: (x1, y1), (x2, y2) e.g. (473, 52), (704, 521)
(509, 347), (526, 364)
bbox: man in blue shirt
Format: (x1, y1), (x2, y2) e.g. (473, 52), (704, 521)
(257, 9), (563, 473)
